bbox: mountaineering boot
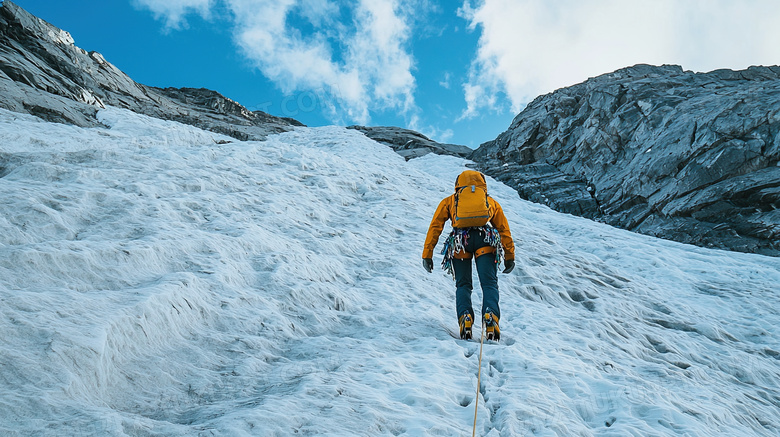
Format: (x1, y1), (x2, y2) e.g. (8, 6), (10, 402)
(484, 311), (500, 341)
(459, 312), (473, 340)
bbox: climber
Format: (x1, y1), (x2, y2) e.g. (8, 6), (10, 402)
(422, 170), (515, 341)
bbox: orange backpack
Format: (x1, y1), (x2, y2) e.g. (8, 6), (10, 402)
(453, 183), (491, 228)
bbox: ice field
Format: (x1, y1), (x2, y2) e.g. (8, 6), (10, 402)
(1, 107), (779, 436)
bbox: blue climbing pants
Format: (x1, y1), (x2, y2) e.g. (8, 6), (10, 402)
(453, 228), (500, 320)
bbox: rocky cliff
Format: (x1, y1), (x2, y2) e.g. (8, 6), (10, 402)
(472, 64), (780, 256)
(0, 0), (300, 141)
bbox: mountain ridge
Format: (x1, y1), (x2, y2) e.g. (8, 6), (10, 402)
(345, 125), (472, 160)
(0, 0), (301, 141)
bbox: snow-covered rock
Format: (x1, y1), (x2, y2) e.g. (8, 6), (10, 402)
(1, 107), (779, 436)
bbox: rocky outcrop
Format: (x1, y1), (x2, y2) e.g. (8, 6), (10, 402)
(346, 125), (473, 160)
(472, 161), (602, 218)
(0, 1), (300, 140)
(472, 64), (780, 256)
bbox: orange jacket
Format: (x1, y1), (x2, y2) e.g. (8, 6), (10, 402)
(422, 170), (515, 260)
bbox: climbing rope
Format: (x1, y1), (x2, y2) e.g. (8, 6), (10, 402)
(472, 321), (486, 437)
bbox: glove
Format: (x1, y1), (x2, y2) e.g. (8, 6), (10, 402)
(502, 259), (515, 274)
(422, 258), (433, 273)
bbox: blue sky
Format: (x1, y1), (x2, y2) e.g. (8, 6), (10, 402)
(13, 0), (780, 148)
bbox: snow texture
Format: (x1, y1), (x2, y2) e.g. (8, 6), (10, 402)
(1, 107), (779, 436)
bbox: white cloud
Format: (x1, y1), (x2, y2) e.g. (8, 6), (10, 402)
(137, 0), (417, 125)
(408, 114), (454, 144)
(292, 0), (340, 27)
(459, 0), (780, 118)
(133, 0), (214, 29)
(347, 0), (416, 115)
(439, 72), (451, 89)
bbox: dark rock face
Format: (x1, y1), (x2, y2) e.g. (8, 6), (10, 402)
(346, 125), (473, 160)
(472, 160), (602, 218)
(0, 1), (300, 140)
(472, 64), (780, 256)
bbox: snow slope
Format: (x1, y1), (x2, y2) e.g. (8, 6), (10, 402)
(1, 107), (779, 436)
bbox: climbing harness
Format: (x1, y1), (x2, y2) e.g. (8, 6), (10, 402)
(441, 225), (505, 278)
